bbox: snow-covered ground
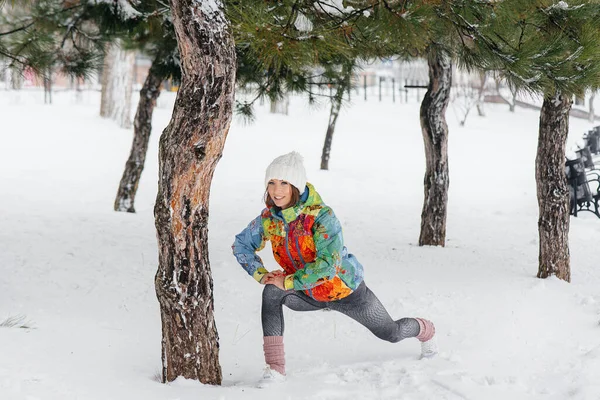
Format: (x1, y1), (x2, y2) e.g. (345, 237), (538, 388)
(1, 88), (600, 400)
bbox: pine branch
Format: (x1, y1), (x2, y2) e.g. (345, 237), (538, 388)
(59, 11), (86, 48)
(0, 47), (24, 66)
(281, 0), (300, 34)
(0, 20), (35, 37)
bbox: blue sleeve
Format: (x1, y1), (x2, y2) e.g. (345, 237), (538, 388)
(232, 214), (269, 282)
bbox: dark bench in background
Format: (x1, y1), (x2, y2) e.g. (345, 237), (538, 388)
(566, 127), (600, 218)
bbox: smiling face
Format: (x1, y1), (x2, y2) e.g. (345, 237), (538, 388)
(267, 179), (293, 209)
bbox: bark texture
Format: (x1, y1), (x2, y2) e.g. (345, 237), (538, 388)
(114, 60), (163, 213)
(418, 48), (452, 247)
(321, 63), (352, 170)
(536, 93), (572, 282)
(154, 0), (236, 385)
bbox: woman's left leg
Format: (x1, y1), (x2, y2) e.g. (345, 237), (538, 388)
(261, 284), (326, 376)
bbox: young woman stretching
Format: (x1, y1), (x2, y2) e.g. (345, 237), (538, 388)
(232, 151), (437, 387)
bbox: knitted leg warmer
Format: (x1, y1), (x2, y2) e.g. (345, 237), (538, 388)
(415, 318), (435, 342)
(263, 336), (285, 375)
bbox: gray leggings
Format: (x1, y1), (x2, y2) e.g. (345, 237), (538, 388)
(262, 281), (420, 342)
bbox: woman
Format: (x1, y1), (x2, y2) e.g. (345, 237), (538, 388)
(232, 151), (437, 387)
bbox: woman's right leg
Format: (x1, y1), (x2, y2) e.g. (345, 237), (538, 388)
(262, 284), (326, 336)
(261, 284), (326, 375)
(329, 281), (433, 344)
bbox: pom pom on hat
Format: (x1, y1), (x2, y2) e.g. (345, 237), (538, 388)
(264, 151), (307, 190)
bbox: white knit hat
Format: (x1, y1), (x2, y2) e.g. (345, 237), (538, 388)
(264, 151), (307, 190)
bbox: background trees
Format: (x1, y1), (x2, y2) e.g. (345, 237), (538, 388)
(3, 0), (600, 386)
(452, 0), (600, 282)
(113, 1), (180, 213)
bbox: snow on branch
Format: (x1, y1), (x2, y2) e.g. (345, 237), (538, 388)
(313, 0), (355, 16)
(545, 1), (584, 12)
(93, 0), (142, 20)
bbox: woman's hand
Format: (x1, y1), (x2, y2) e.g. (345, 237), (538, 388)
(261, 270), (286, 290)
(264, 275), (285, 290)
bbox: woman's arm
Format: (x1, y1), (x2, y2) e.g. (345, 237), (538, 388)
(232, 214), (269, 282)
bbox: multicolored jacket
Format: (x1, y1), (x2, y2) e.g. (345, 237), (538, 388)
(232, 183), (364, 302)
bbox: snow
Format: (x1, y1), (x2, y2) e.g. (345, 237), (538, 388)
(294, 12), (313, 33)
(93, 0), (142, 20)
(191, 0), (229, 41)
(198, 0), (222, 17)
(314, 0), (355, 16)
(1, 88), (600, 399)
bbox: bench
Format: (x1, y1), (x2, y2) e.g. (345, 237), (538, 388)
(583, 128), (600, 155)
(565, 151), (600, 218)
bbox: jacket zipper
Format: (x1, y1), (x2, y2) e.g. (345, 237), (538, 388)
(283, 222), (297, 270)
(289, 222), (314, 299)
(295, 235), (306, 265)
(280, 215), (314, 298)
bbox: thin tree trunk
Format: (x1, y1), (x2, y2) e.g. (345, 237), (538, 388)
(510, 88), (517, 112)
(476, 72), (487, 117)
(114, 59), (163, 213)
(495, 78), (516, 112)
(270, 96), (289, 114)
(154, 0), (236, 385)
(589, 92), (595, 123)
(43, 69), (52, 104)
(2, 62), (10, 90)
(11, 68), (22, 90)
(418, 48), (452, 247)
(100, 41), (135, 128)
(321, 62), (353, 170)
(536, 92), (572, 282)
(100, 43), (114, 117)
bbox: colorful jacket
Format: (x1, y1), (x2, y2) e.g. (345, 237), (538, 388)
(232, 183), (364, 302)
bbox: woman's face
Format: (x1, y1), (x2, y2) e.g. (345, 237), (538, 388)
(267, 179), (293, 208)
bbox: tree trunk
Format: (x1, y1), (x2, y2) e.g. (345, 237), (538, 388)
(536, 92), (572, 282)
(43, 69), (52, 104)
(11, 68), (22, 90)
(321, 63), (352, 170)
(114, 59), (163, 213)
(589, 92), (595, 123)
(476, 72), (487, 117)
(510, 87), (517, 112)
(3, 63), (11, 90)
(100, 41), (135, 129)
(100, 43), (114, 117)
(270, 96), (289, 114)
(418, 48), (452, 247)
(154, 0), (236, 385)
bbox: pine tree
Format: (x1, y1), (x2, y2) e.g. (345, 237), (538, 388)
(154, 0), (235, 384)
(320, 58), (355, 171)
(446, 0), (600, 282)
(113, 1), (179, 213)
(0, 1), (178, 213)
(418, 45), (452, 246)
(350, 2), (453, 247)
(0, 1), (140, 81)
(226, 1), (454, 246)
